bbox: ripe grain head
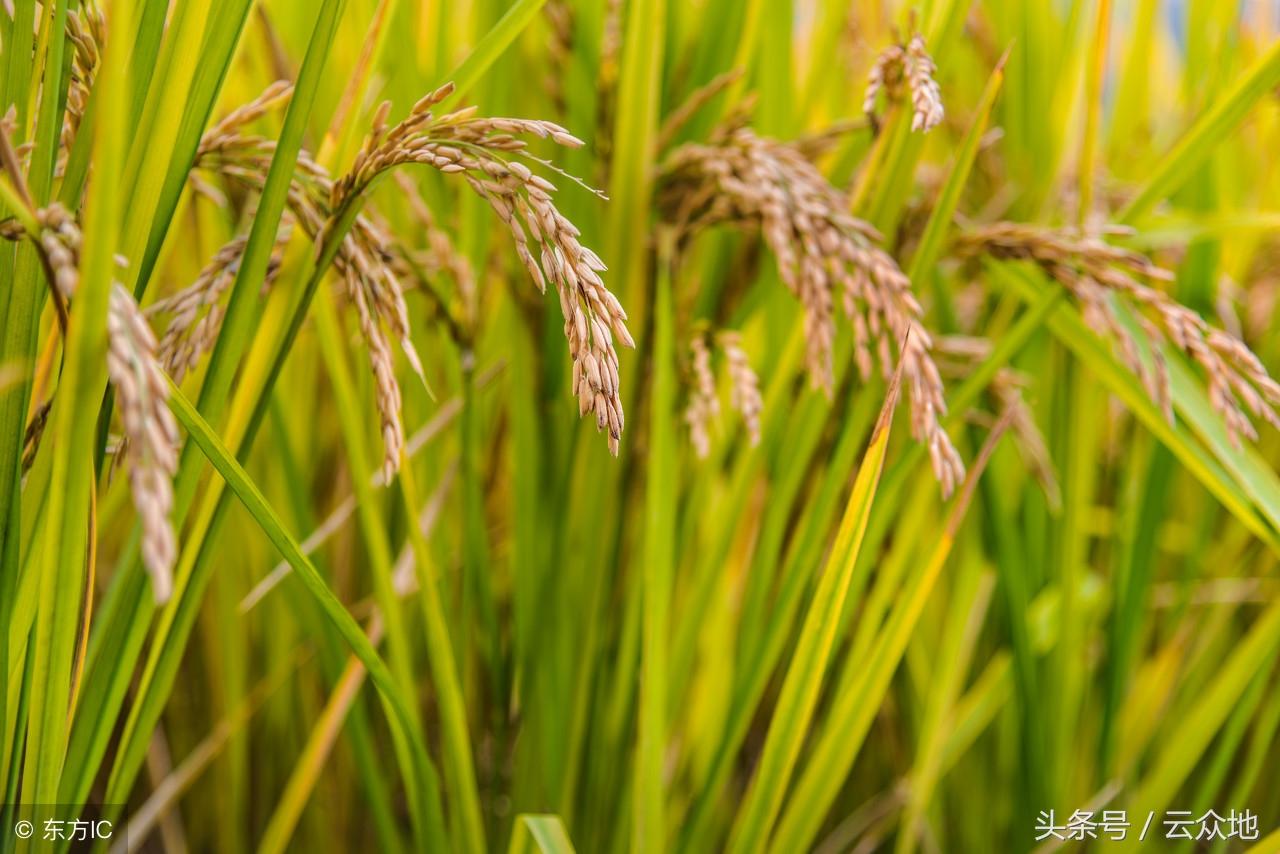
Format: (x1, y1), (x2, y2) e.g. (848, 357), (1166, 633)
(962, 222), (1280, 447)
(659, 126), (964, 493)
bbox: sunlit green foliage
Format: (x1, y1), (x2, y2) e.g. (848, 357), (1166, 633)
(3, 1), (1280, 852)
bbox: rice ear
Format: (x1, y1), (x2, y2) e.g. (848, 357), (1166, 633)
(962, 222), (1280, 448)
(107, 284), (180, 602)
(863, 34), (945, 135)
(195, 81), (630, 467)
(659, 126), (964, 494)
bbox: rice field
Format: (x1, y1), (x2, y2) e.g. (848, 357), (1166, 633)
(4, 0), (1280, 851)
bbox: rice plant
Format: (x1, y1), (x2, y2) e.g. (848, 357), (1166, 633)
(3, 1), (1280, 852)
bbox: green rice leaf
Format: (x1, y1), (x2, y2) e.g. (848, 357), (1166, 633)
(166, 379), (448, 846)
(509, 815), (576, 854)
(725, 354), (904, 854)
(1118, 39), (1280, 224)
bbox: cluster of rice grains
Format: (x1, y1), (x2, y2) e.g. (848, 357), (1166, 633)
(864, 33), (945, 134)
(722, 332), (765, 445)
(33, 202), (82, 306)
(336, 83), (632, 454)
(63, 7), (103, 156)
(107, 284), (182, 601)
(26, 200), (179, 603)
(683, 330), (764, 459)
(148, 232), (288, 384)
(934, 335), (1061, 508)
(659, 128), (965, 494)
(392, 171), (478, 322)
(964, 223), (1280, 446)
(188, 85), (436, 476)
(191, 82), (629, 464)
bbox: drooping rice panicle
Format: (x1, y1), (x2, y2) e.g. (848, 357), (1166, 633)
(36, 202), (82, 302)
(905, 35), (945, 133)
(196, 82), (628, 462)
(864, 44), (906, 129)
(935, 335), (1061, 509)
(193, 89), (426, 474)
(16, 180), (181, 601)
(328, 85), (630, 455)
(196, 80), (296, 156)
(658, 69), (744, 152)
(962, 222), (1280, 446)
(863, 34), (944, 134)
(684, 332), (718, 458)
(107, 284), (181, 602)
(690, 332), (719, 418)
(720, 331), (763, 446)
(659, 126), (964, 494)
(147, 229), (289, 384)
(62, 7), (104, 155)
(680, 328), (766, 455)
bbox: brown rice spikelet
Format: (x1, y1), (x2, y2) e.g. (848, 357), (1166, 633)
(864, 34), (945, 134)
(720, 331), (763, 446)
(684, 332), (718, 458)
(108, 284), (181, 602)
